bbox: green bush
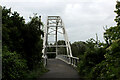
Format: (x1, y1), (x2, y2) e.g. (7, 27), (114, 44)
(77, 38), (106, 78)
(89, 1), (120, 80)
(2, 46), (28, 80)
(2, 7), (47, 79)
(90, 40), (120, 80)
(25, 62), (48, 79)
(71, 41), (87, 57)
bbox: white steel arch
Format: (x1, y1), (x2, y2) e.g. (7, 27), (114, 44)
(42, 16), (79, 67)
(42, 16), (72, 58)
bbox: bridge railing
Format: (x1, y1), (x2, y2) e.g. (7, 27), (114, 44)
(42, 55), (47, 67)
(70, 56), (79, 67)
(56, 55), (79, 67)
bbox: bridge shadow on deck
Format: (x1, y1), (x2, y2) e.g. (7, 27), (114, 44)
(39, 59), (80, 80)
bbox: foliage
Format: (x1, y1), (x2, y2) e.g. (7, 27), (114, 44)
(76, 38), (106, 78)
(114, 1), (120, 26)
(76, 1), (120, 80)
(22, 14), (43, 70)
(88, 1), (120, 80)
(57, 40), (67, 55)
(2, 7), (46, 79)
(2, 46), (28, 80)
(47, 43), (56, 58)
(25, 62), (48, 79)
(104, 1), (120, 47)
(2, 7), (25, 53)
(90, 40), (120, 80)
(71, 41), (87, 57)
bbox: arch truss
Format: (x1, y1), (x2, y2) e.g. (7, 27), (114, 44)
(42, 16), (79, 67)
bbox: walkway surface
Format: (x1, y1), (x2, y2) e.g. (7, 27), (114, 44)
(39, 59), (80, 79)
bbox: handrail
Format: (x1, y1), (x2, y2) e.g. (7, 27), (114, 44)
(56, 55), (79, 67)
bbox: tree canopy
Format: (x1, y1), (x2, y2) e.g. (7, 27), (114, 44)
(2, 7), (46, 80)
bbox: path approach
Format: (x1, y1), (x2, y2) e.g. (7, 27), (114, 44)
(39, 59), (80, 79)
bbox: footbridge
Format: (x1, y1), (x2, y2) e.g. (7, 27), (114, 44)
(41, 16), (80, 78)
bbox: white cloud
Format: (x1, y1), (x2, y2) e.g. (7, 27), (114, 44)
(1, 0), (117, 42)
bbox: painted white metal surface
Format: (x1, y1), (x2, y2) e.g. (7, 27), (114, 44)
(42, 16), (72, 57)
(42, 16), (79, 66)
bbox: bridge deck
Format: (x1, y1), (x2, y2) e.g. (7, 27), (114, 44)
(39, 59), (80, 79)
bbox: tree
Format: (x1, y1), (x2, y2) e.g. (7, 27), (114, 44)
(77, 38), (106, 77)
(23, 14), (43, 69)
(2, 7), (45, 79)
(57, 40), (67, 55)
(104, 1), (120, 47)
(90, 1), (120, 79)
(71, 41), (87, 57)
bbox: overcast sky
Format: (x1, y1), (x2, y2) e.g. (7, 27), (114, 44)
(1, 0), (117, 43)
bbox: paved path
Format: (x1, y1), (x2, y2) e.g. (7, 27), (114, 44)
(39, 59), (80, 79)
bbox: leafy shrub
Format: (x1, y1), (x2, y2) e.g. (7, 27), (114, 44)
(90, 40), (120, 80)
(89, 1), (120, 80)
(77, 38), (106, 78)
(2, 46), (28, 80)
(25, 62), (48, 79)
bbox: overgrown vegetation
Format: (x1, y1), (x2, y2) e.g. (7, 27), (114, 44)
(2, 7), (47, 80)
(75, 1), (120, 80)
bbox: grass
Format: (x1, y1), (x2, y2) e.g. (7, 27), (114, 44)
(25, 63), (49, 80)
